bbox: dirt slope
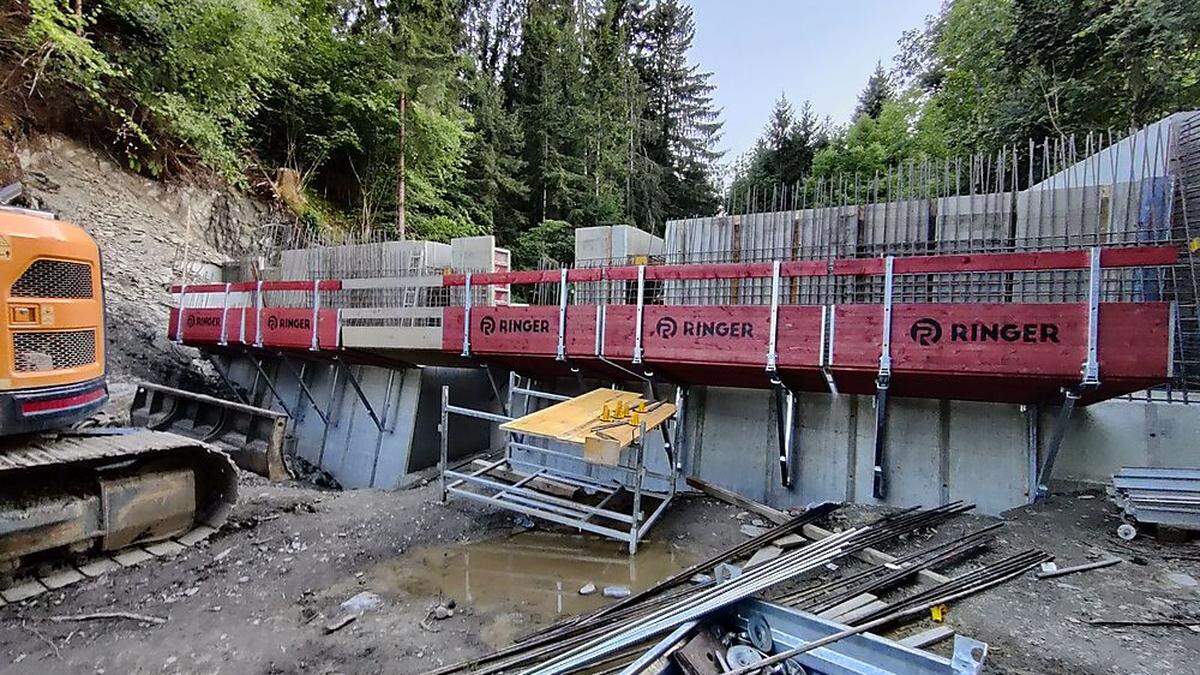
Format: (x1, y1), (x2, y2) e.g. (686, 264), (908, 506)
(13, 134), (281, 390)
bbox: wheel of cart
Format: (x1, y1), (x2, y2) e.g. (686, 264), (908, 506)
(1116, 521), (1138, 541)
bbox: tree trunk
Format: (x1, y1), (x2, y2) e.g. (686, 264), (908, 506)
(396, 91), (407, 239)
(74, 0), (84, 35)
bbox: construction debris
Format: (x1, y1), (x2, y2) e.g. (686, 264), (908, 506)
(431, 502), (1043, 674)
(1035, 557), (1122, 579)
(1112, 467), (1200, 539)
(49, 611), (167, 625)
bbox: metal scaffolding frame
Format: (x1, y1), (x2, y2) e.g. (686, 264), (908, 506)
(438, 381), (682, 554)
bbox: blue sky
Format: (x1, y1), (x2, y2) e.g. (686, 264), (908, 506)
(689, 0), (943, 164)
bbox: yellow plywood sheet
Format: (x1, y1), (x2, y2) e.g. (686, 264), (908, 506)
(500, 388), (676, 465)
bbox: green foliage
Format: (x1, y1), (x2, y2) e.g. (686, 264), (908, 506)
(854, 61), (893, 120)
(512, 219), (574, 269)
(9, 0), (725, 248)
(734, 0), (1200, 197)
(813, 94), (947, 179)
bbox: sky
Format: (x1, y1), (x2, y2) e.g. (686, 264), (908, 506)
(689, 0), (943, 165)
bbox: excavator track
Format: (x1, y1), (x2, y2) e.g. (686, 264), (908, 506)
(0, 428), (238, 590)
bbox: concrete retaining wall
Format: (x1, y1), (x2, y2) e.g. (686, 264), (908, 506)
(682, 386), (1198, 515)
(214, 354), (496, 489)
(210, 353), (1196, 512)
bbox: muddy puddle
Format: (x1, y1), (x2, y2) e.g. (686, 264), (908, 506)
(372, 530), (695, 644)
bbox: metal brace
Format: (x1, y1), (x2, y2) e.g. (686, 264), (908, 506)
(484, 365), (511, 417)
(239, 293), (248, 344)
(872, 256), (895, 500)
(461, 272), (473, 357)
(1034, 247), (1103, 500)
(310, 279), (321, 351)
(596, 302), (649, 382)
(594, 304), (604, 356)
(276, 353), (330, 425)
(254, 280), (264, 347)
(556, 267), (568, 361)
(766, 260), (781, 371)
(205, 353), (250, 405)
(1035, 387), (1082, 500)
(633, 264), (646, 364)
(174, 283), (188, 344)
(247, 354), (292, 417)
(1081, 246), (1101, 386)
(772, 380), (799, 489)
(819, 304), (839, 394)
(367, 369), (398, 487)
(333, 356), (386, 432)
(218, 282), (231, 346)
(878, 256), (895, 379)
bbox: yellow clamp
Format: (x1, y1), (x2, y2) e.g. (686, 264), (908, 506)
(930, 604), (948, 623)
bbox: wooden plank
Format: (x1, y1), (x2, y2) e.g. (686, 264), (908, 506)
(499, 389), (675, 461)
(899, 625), (956, 649)
(834, 599), (889, 624)
(469, 460), (578, 498)
(500, 389), (640, 438)
(685, 476), (790, 524)
(817, 593), (879, 620)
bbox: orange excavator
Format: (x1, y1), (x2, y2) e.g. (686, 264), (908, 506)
(0, 184), (236, 578)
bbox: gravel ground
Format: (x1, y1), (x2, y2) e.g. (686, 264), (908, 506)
(0, 478), (1196, 674)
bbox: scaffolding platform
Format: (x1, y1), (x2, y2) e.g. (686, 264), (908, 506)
(438, 382), (681, 554)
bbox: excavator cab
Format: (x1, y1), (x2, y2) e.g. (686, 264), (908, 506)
(0, 193), (109, 435)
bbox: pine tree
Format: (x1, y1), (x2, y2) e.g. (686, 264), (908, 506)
(512, 0), (591, 225)
(855, 61), (893, 120)
(462, 0), (528, 243)
(634, 0), (723, 225)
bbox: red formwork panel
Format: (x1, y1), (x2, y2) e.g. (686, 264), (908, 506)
(831, 302), (1173, 380)
(259, 308), (340, 350)
(442, 305), (560, 356)
(167, 308), (225, 344)
(170, 307), (339, 350)
(441, 301), (1173, 405)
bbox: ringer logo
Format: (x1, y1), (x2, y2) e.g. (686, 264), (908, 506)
(910, 318), (1061, 345)
(654, 316), (755, 339)
(910, 318), (942, 345)
(266, 315), (311, 331)
(186, 314), (221, 328)
(654, 317), (678, 339)
(480, 316), (551, 335)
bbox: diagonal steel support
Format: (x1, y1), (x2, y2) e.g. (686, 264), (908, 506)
(204, 352), (250, 405)
(871, 375), (891, 500)
(772, 380), (799, 489)
(276, 353), (330, 425)
(484, 365), (511, 417)
(1035, 387), (1082, 500)
(333, 356), (385, 432)
(247, 353), (292, 417)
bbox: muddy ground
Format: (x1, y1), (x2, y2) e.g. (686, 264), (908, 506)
(1, 479), (1197, 675)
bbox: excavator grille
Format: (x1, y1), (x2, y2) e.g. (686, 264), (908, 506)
(11, 259), (94, 299)
(13, 329), (97, 372)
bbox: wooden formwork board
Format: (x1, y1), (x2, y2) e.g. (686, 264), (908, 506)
(499, 388), (676, 463)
